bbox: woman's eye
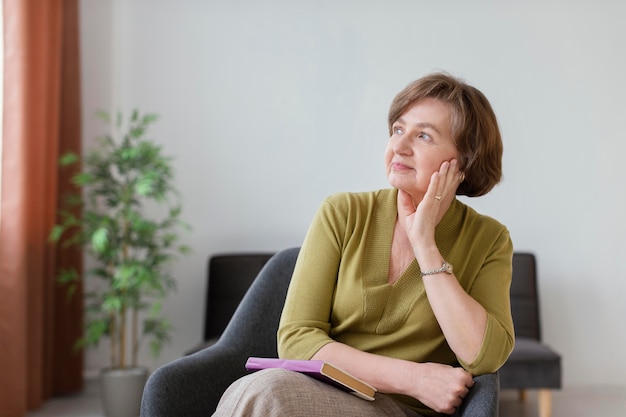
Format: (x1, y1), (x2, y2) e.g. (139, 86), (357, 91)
(393, 126), (403, 135)
(418, 132), (432, 141)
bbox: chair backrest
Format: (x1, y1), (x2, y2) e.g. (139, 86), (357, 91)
(510, 252), (541, 340)
(205, 253), (274, 340)
(220, 247), (300, 358)
(205, 251), (542, 343)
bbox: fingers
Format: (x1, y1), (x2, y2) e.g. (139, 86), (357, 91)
(445, 374), (475, 414)
(452, 369), (474, 396)
(433, 161), (449, 200)
(442, 370), (473, 413)
(439, 390), (466, 415)
(434, 159), (460, 199)
(419, 366), (475, 415)
(425, 159), (460, 208)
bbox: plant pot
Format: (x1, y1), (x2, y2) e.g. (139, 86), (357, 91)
(100, 367), (149, 417)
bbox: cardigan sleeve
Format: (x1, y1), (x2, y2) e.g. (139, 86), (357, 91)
(277, 196), (346, 360)
(457, 228), (515, 374)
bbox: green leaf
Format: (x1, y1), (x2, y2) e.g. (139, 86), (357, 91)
(57, 268), (79, 284)
(63, 193), (82, 207)
(120, 147), (139, 160)
(144, 317), (172, 358)
(66, 283), (78, 299)
(56, 268), (79, 300)
(82, 320), (108, 346)
(95, 109), (110, 124)
(169, 206), (181, 218)
(89, 267), (111, 279)
(130, 126), (145, 138)
(72, 172), (95, 186)
(59, 152), (79, 166)
(48, 225), (65, 242)
(103, 296), (122, 312)
(149, 301), (162, 317)
(91, 227), (109, 253)
(135, 177), (153, 196)
(143, 113), (159, 124)
(113, 264), (137, 289)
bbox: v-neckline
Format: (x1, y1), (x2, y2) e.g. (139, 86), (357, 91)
(362, 188), (461, 289)
(356, 188), (465, 334)
(362, 189), (420, 289)
(387, 219), (418, 286)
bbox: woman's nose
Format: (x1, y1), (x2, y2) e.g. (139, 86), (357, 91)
(392, 133), (412, 155)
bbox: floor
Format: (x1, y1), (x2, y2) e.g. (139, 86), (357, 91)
(26, 379), (626, 417)
(27, 379), (102, 417)
(499, 387), (626, 416)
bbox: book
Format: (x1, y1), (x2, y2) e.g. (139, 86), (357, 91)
(245, 357), (377, 401)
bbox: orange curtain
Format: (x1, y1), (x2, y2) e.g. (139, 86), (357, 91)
(0, 0), (83, 416)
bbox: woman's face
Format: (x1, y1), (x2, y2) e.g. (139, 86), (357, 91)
(385, 97), (460, 201)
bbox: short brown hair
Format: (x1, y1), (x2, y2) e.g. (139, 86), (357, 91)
(388, 72), (503, 197)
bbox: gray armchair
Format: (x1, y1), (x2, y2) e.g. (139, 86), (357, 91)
(140, 247), (499, 416)
(186, 252), (274, 355)
(499, 253), (561, 417)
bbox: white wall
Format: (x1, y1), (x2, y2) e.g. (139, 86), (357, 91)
(79, 0), (626, 387)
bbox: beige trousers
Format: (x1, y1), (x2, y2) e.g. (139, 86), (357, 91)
(212, 368), (423, 417)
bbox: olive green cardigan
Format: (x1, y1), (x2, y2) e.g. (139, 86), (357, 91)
(278, 188), (514, 414)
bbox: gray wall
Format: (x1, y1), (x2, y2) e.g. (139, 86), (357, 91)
(80, 0), (626, 387)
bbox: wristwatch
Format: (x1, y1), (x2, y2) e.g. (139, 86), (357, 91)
(420, 261), (453, 276)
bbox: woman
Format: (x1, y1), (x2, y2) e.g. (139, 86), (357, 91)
(214, 73), (514, 417)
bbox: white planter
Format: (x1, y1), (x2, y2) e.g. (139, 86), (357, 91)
(100, 367), (149, 417)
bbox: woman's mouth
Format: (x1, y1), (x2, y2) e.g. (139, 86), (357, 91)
(391, 162), (412, 171)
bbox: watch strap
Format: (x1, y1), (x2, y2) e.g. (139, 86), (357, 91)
(420, 261), (453, 276)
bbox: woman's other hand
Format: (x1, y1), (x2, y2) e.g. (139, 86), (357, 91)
(403, 361), (474, 415)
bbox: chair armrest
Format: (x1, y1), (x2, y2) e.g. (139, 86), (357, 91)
(141, 247), (300, 417)
(453, 372), (499, 417)
(140, 342), (249, 417)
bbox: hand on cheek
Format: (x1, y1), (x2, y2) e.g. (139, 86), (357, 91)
(429, 159), (461, 204)
(397, 159), (462, 249)
(401, 159), (461, 246)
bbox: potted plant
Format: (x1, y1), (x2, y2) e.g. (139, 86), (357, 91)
(50, 110), (190, 417)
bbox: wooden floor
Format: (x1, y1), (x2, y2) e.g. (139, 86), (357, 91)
(26, 380), (626, 417)
(499, 386), (626, 416)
